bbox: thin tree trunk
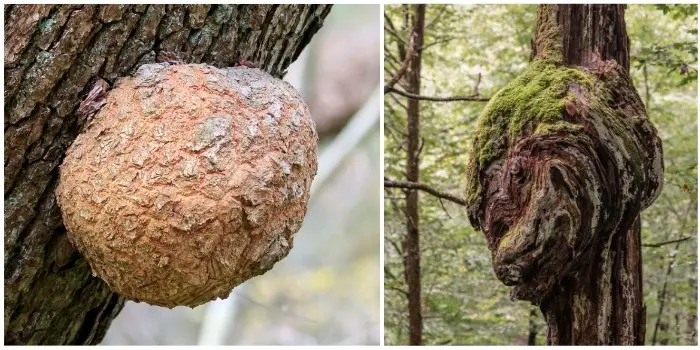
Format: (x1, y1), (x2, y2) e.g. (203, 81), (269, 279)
(651, 239), (683, 345)
(403, 4), (425, 346)
(528, 307), (538, 345)
(688, 259), (698, 343)
(4, 4), (331, 344)
(642, 63), (651, 109)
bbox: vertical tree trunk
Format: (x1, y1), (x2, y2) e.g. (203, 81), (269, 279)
(403, 4), (425, 346)
(532, 5), (630, 71)
(4, 4), (331, 344)
(466, 4), (662, 346)
(688, 262), (698, 344)
(651, 238), (684, 344)
(533, 5), (644, 345)
(527, 307), (538, 345)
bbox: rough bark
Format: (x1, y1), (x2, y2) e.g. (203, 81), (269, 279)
(465, 4), (663, 345)
(4, 4), (331, 344)
(531, 5), (630, 72)
(403, 4), (425, 346)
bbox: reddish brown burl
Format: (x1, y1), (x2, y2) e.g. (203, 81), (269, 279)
(55, 63), (318, 308)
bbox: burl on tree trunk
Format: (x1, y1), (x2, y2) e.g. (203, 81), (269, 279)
(465, 5), (663, 345)
(4, 4), (331, 344)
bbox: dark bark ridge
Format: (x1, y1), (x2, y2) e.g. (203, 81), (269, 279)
(465, 5), (663, 345)
(4, 4), (331, 344)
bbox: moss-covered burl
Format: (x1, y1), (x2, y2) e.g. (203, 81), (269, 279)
(465, 4), (664, 345)
(56, 63), (318, 308)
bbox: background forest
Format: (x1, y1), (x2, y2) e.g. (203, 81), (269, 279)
(384, 4), (697, 345)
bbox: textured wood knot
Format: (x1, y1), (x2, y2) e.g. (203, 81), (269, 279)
(466, 58), (664, 304)
(56, 63), (318, 308)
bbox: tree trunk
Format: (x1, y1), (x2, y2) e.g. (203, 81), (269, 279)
(531, 5), (630, 72)
(528, 307), (538, 345)
(4, 4), (331, 344)
(403, 4), (425, 346)
(466, 4), (663, 345)
(534, 6), (645, 345)
(688, 261), (698, 344)
(651, 238), (684, 344)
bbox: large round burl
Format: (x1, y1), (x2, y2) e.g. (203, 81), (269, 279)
(55, 63), (318, 308)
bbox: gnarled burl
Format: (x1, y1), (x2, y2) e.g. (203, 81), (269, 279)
(465, 5), (663, 345)
(56, 63), (318, 308)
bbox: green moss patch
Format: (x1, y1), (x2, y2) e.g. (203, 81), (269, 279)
(465, 62), (595, 211)
(474, 61), (594, 168)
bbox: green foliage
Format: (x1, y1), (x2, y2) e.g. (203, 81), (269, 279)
(384, 4), (697, 345)
(628, 4), (698, 345)
(636, 5), (698, 86)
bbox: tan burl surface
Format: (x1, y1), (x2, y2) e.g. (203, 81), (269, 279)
(56, 63), (318, 308)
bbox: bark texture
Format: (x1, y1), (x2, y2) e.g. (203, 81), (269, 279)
(532, 4), (630, 72)
(404, 4), (425, 346)
(4, 4), (331, 344)
(465, 4), (663, 345)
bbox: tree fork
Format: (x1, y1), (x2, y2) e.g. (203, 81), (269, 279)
(466, 4), (663, 345)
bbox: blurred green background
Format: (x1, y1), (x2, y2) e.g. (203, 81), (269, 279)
(102, 5), (380, 345)
(384, 4), (697, 345)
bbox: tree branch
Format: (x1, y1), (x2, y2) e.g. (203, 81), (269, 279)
(426, 5), (449, 30)
(386, 91), (409, 111)
(385, 86), (491, 102)
(384, 179), (466, 206)
(385, 32), (417, 94)
(385, 236), (404, 255)
(384, 25), (408, 47)
(421, 36), (456, 51)
(436, 196), (453, 219)
(384, 44), (402, 66)
(388, 286), (409, 296)
(642, 236), (693, 248)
